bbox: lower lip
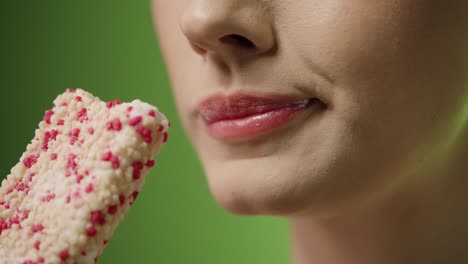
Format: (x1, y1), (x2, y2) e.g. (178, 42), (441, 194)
(199, 100), (320, 142)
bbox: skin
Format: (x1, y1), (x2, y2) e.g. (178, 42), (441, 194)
(151, 0), (468, 263)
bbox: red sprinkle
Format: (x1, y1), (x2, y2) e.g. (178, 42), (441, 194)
(87, 226), (97, 237)
(163, 132), (168, 143)
(119, 195), (126, 205)
(50, 153), (58, 160)
(38, 257), (45, 263)
(168, 121), (171, 127)
(34, 240), (41, 250)
(42, 129), (59, 150)
(108, 204), (118, 215)
(148, 110), (156, 117)
(67, 154), (78, 170)
(23, 260), (34, 264)
(85, 183), (94, 193)
(59, 249), (69, 261)
(77, 107), (88, 122)
(131, 191), (139, 202)
(76, 96), (82, 102)
(69, 128), (80, 145)
(31, 224), (44, 233)
(106, 99), (121, 108)
(145, 160), (155, 168)
(91, 211), (106, 225)
(132, 161), (144, 180)
(76, 175), (84, 184)
(81, 251), (87, 256)
(102, 151), (112, 161)
(23, 154), (40, 168)
(66, 88), (74, 92)
(43, 110), (54, 124)
(158, 124), (164, 132)
(111, 156), (120, 169)
(136, 127), (152, 143)
(57, 119), (65, 126)
(127, 106), (133, 112)
(41, 193), (56, 202)
(88, 127), (95, 135)
(107, 118), (122, 131)
(27, 173), (36, 182)
(129, 116), (143, 126)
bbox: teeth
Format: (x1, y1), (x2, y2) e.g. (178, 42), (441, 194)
(290, 98), (311, 107)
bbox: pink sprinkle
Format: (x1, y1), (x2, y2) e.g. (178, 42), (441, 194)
(67, 154), (78, 170)
(128, 116), (143, 126)
(148, 110), (156, 117)
(107, 118), (122, 131)
(57, 119), (65, 126)
(34, 240), (41, 250)
(66, 194), (71, 203)
(38, 257), (45, 263)
(85, 183), (94, 193)
(61, 102), (68, 107)
(130, 191), (139, 205)
(102, 151), (112, 161)
(23, 154), (40, 168)
(28, 173), (36, 182)
(23, 260), (34, 264)
(43, 110), (54, 124)
(41, 193), (55, 202)
(108, 205), (118, 215)
(69, 128), (80, 145)
(50, 153), (58, 160)
(59, 249), (69, 261)
(119, 195), (126, 205)
(76, 96), (82, 102)
(106, 99), (121, 108)
(77, 107), (88, 122)
(132, 161), (144, 180)
(88, 127), (95, 135)
(163, 132), (168, 143)
(127, 106), (133, 112)
(31, 224), (44, 233)
(91, 211), (106, 225)
(136, 127), (152, 143)
(76, 174), (84, 184)
(42, 129), (59, 150)
(145, 160), (155, 168)
(111, 155), (120, 169)
(66, 88), (74, 92)
(87, 226), (97, 237)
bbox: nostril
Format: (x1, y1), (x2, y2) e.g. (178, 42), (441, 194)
(220, 34), (256, 49)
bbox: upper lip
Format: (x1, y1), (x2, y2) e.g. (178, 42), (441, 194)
(196, 91), (318, 125)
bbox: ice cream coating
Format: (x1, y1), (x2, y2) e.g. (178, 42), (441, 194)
(0, 88), (169, 263)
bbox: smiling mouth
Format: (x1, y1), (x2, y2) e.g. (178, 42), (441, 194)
(196, 92), (325, 142)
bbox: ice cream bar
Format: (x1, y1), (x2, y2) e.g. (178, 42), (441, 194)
(0, 88), (170, 263)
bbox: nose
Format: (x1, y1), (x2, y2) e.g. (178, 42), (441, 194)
(179, 0), (275, 64)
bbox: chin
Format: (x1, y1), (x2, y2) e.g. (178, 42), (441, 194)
(202, 157), (331, 217)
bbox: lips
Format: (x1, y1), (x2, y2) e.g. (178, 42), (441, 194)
(196, 92), (323, 141)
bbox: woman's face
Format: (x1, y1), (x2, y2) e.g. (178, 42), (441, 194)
(151, 0), (468, 217)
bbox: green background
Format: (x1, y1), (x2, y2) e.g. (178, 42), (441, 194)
(0, 1), (288, 263)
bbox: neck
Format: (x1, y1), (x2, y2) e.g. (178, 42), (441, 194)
(290, 147), (468, 264)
